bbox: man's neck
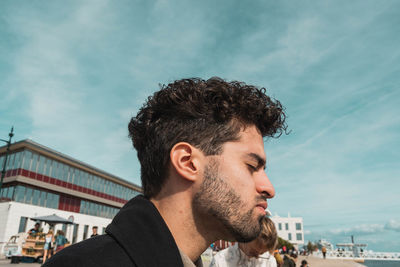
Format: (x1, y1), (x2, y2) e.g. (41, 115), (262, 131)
(151, 192), (210, 262)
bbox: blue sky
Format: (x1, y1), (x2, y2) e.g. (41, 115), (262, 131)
(1, 0), (399, 252)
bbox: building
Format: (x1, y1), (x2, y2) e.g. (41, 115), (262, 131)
(0, 139), (141, 253)
(271, 214), (304, 249)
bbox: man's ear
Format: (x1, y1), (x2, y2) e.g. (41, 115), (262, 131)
(170, 142), (203, 182)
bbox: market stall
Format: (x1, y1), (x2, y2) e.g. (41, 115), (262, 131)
(20, 214), (73, 262)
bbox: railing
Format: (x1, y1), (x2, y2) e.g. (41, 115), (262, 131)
(315, 250), (400, 260)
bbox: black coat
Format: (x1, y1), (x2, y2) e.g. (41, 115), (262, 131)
(43, 195), (184, 267)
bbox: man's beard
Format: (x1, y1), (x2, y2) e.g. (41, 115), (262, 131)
(193, 159), (263, 242)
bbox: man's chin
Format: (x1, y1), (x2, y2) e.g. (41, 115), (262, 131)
(231, 223), (262, 243)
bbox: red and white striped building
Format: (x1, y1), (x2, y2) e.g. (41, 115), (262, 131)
(0, 139), (141, 253)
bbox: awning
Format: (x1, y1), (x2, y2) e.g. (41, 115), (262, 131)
(30, 214), (74, 225)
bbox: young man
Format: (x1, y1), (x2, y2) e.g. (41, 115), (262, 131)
(44, 77), (287, 267)
(90, 226), (98, 237)
(210, 217), (278, 267)
(27, 222), (40, 235)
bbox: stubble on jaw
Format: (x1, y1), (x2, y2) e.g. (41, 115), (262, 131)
(192, 158), (263, 242)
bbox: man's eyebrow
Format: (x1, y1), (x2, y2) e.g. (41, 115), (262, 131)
(246, 153), (266, 169)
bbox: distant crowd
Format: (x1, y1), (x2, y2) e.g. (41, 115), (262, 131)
(209, 217), (309, 267)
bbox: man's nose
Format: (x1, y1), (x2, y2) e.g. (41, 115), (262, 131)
(256, 171), (275, 198)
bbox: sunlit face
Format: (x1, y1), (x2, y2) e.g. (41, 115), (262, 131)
(193, 125), (275, 242)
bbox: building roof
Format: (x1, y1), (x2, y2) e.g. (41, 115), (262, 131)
(0, 139), (141, 191)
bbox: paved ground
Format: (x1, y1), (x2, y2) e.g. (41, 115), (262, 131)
(0, 255), (367, 267)
(0, 259), (41, 267)
(202, 253), (366, 267)
(298, 255), (366, 267)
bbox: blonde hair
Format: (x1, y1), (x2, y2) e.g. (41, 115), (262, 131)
(258, 217), (278, 252)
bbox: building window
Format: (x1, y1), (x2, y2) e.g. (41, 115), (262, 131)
(46, 192), (60, 209)
(52, 193), (60, 209)
(87, 175), (93, 190)
(18, 217), (28, 233)
(0, 187), (8, 199)
(278, 223), (282, 230)
(52, 161), (58, 180)
(39, 191), (46, 207)
(78, 170), (84, 186)
(83, 225), (89, 240)
(296, 223), (302, 230)
(72, 224), (79, 244)
(288, 233), (292, 240)
(62, 224), (67, 234)
(296, 233), (302, 241)
(43, 158), (49, 176)
(6, 153), (15, 170)
(95, 176), (100, 192)
(22, 150), (32, 170)
(69, 169), (75, 184)
(32, 189), (40, 205)
(13, 152), (22, 169)
(25, 187), (33, 204)
(106, 206), (110, 218)
(37, 155), (45, 175)
(82, 172), (88, 188)
(62, 164), (68, 182)
(7, 186), (14, 199)
(285, 223), (289, 230)
(58, 163), (65, 182)
(45, 159), (52, 177)
(66, 166), (72, 183)
(74, 170), (80, 186)
(80, 200), (86, 214)
(31, 153), (38, 172)
(15, 186), (25, 202)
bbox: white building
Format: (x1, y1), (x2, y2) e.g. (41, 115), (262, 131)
(271, 214), (304, 249)
(0, 140), (142, 255)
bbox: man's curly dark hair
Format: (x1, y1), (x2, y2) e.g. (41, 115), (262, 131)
(128, 77), (287, 198)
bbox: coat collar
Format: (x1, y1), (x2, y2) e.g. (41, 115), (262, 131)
(106, 195), (183, 267)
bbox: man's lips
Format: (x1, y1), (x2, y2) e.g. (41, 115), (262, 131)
(256, 202), (268, 210)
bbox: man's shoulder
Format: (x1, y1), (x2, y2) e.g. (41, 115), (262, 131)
(43, 234), (134, 267)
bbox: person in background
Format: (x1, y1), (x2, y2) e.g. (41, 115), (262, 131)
(274, 250), (283, 267)
(43, 229), (54, 264)
(300, 259), (308, 267)
(55, 230), (68, 253)
(28, 222), (40, 235)
(211, 216), (278, 267)
(282, 253), (297, 267)
(90, 226), (98, 237)
(321, 246), (327, 259)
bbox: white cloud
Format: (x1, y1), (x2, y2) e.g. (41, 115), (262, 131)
(330, 224), (384, 235)
(385, 220), (400, 232)
(325, 220), (400, 237)
(1, 1), (144, 181)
